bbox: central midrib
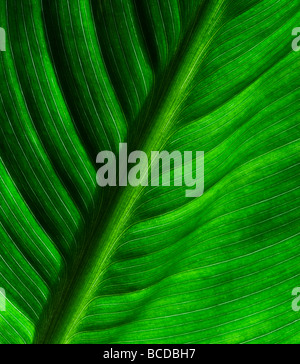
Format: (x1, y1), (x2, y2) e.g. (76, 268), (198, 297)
(39, 0), (229, 344)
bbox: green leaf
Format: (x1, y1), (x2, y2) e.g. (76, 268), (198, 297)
(0, 0), (300, 344)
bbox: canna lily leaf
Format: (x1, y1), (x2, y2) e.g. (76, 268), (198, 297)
(0, 0), (300, 344)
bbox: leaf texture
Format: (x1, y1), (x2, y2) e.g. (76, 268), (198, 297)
(0, 0), (300, 344)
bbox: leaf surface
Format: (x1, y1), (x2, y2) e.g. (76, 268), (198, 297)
(0, 0), (300, 344)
